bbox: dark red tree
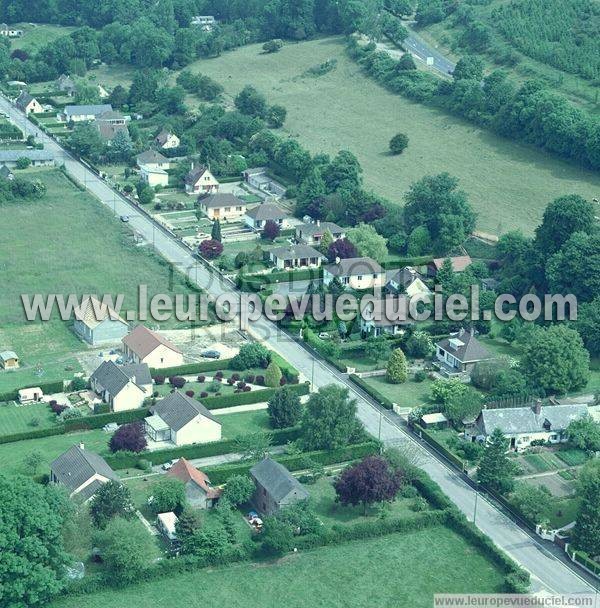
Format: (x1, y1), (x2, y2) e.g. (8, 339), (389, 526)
(334, 456), (404, 515)
(109, 422), (147, 453)
(262, 220), (281, 241)
(199, 239), (223, 260)
(327, 238), (357, 262)
(10, 49), (29, 61)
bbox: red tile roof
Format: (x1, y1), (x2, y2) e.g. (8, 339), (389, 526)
(122, 325), (182, 359)
(166, 458), (221, 499)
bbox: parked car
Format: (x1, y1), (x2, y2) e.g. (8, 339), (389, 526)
(201, 349), (221, 359)
(318, 332), (330, 339)
(162, 459), (178, 471)
(120, 215), (129, 222)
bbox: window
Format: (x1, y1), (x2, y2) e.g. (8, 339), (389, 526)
(236, 206), (242, 211)
(357, 275), (363, 281)
(343, 277), (349, 285)
(225, 207), (231, 212)
(373, 274), (377, 279)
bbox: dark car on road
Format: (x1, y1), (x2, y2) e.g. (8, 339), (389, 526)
(201, 349), (221, 359)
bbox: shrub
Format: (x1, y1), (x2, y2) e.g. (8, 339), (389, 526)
(185, 390), (195, 398)
(231, 343), (271, 370)
(109, 421), (147, 453)
(58, 408), (83, 422)
(389, 132), (409, 155)
(169, 376), (186, 389)
(243, 386), (251, 392)
(154, 375), (165, 385)
(279, 377), (287, 386)
(71, 377), (87, 391)
(386, 349), (408, 384)
(197, 375), (205, 383)
(200, 391), (208, 398)
(231, 373), (240, 382)
(215, 371), (224, 378)
(255, 375), (265, 386)
(414, 370), (427, 382)
(199, 239), (223, 260)
(245, 374), (255, 384)
(265, 361), (283, 388)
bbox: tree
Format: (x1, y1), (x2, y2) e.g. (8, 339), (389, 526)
(405, 331), (434, 358)
(0, 475), (70, 607)
(264, 360), (283, 387)
(93, 517), (155, 585)
(211, 219), (222, 242)
(300, 385), (363, 451)
(231, 342), (271, 370)
(477, 428), (514, 493)
(444, 387), (482, 425)
(535, 195), (595, 256)
(322, 150), (362, 193)
(363, 335), (392, 364)
(261, 516), (294, 555)
(221, 474), (255, 506)
(453, 56), (484, 81)
(574, 298), (600, 356)
(335, 456), (404, 515)
(199, 238), (224, 260)
(346, 223), (388, 262)
(263, 39), (284, 53)
(23, 449), (43, 474)
(386, 348), (408, 384)
(571, 460), (600, 557)
(137, 183), (154, 205)
(267, 104), (287, 128)
(67, 122), (104, 161)
(431, 378), (469, 406)
(396, 52), (416, 70)
(520, 325), (590, 395)
(109, 421), (147, 453)
(262, 219), (281, 241)
(109, 84), (128, 108)
(389, 132), (409, 154)
(15, 156), (31, 169)
(182, 521), (230, 557)
(407, 225), (432, 256)
(510, 484), (550, 524)
(327, 238), (358, 262)
(234, 85), (267, 118)
(268, 386), (302, 428)
(89, 480), (135, 529)
(404, 173), (476, 254)
(150, 478), (186, 514)
(318, 228), (334, 255)
(235, 431), (273, 461)
(276, 500), (320, 535)
(566, 416), (600, 453)
(175, 508), (202, 545)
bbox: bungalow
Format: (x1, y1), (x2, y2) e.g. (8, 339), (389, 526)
(50, 443), (118, 501)
(136, 150), (170, 171)
(122, 325), (183, 369)
(360, 297), (411, 337)
(0, 350), (19, 369)
(147, 391), (222, 446)
(56, 74), (76, 96)
(15, 91), (43, 114)
(385, 267), (431, 298)
(139, 164), (168, 188)
(465, 401), (589, 452)
(250, 457), (309, 516)
(269, 244), (326, 270)
(0, 149), (54, 168)
(73, 296), (129, 346)
(167, 458), (221, 509)
(95, 110), (128, 144)
(323, 257), (385, 291)
(155, 129), (180, 150)
(0, 24), (23, 37)
(185, 165), (219, 195)
(18, 387), (43, 404)
(197, 192), (245, 221)
(295, 221), (345, 246)
(434, 328), (493, 376)
(244, 202), (289, 231)
(428, 255), (472, 277)
(89, 360), (152, 412)
(62, 104), (113, 123)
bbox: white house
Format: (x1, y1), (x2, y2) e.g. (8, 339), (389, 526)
(15, 91), (43, 114)
(167, 458), (221, 509)
(122, 325), (183, 369)
(191, 15), (216, 30)
(139, 164), (169, 188)
(50, 443), (118, 501)
(155, 129), (180, 150)
(136, 150), (170, 171)
(62, 104), (113, 123)
(89, 360), (152, 412)
(269, 244), (326, 270)
(434, 328), (493, 376)
(244, 202), (289, 231)
(197, 192), (245, 220)
(147, 391), (222, 446)
(0, 24), (23, 37)
(465, 402), (589, 452)
(18, 387), (44, 404)
(385, 267), (431, 298)
(73, 295), (129, 346)
(295, 221), (345, 246)
(323, 257), (385, 290)
(185, 165), (219, 195)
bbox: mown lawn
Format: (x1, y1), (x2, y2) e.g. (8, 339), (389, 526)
(215, 409), (272, 438)
(192, 37), (600, 235)
(52, 526), (506, 608)
(0, 169), (197, 393)
(0, 400), (57, 434)
(362, 375), (434, 408)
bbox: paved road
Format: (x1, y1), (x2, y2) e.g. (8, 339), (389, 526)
(2, 96), (596, 595)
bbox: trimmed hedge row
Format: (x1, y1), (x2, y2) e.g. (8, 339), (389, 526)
(413, 423), (466, 471)
(349, 374), (394, 410)
(150, 359), (234, 378)
(567, 548), (600, 577)
(0, 424), (66, 445)
(203, 382), (309, 410)
(64, 408), (149, 432)
(204, 441), (380, 484)
(0, 379), (66, 403)
(105, 426), (303, 469)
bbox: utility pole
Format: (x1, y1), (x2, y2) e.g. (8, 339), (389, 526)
(311, 355), (315, 392)
(473, 484), (479, 524)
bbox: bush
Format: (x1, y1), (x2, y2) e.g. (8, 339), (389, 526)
(185, 390), (195, 398)
(197, 375), (206, 383)
(154, 375), (165, 385)
(169, 376), (186, 389)
(200, 391), (208, 398)
(255, 375), (265, 386)
(414, 370), (427, 382)
(109, 421), (147, 453)
(265, 361), (283, 388)
(231, 343), (271, 370)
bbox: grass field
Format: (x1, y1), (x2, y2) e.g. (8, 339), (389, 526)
(215, 409), (272, 438)
(10, 24), (77, 53)
(0, 169), (196, 393)
(362, 375), (433, 408)
(52, 526), (506, 608)
(192, 37), (600, 235)
(0, 400), (57, 433)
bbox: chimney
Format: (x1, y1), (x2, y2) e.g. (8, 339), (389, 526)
(532, 400), (542, 415)
(79, 442), (85, 450)
(316, 219), (320, 227)
(190, 161), (194, 170)
(335, 256), (341, 265)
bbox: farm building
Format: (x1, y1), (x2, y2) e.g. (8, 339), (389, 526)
(0, 350), (19, 369)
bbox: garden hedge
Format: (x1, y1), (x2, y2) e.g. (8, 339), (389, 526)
(349, 374), (394, 410)
(105, 426), (303, 469)
(150, 359), (234, 378)
(0, 379), (66, 403)
(413, 423), (466, 470)
(202, 382), (309, 410)
(64, 408), (149, 431)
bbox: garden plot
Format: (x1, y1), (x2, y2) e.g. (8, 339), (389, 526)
(524, 472), (577, 499)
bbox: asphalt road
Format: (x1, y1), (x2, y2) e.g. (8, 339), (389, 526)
(2, 96), (596, 595)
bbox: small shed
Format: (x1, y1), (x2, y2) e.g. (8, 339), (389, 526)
(0, 350), (19, 369)
(157, 512), (178, 541)
(421, 412), (449, 429)
(18, 387), (43, 404)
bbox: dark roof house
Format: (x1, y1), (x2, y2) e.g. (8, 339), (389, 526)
(435, 328), (493, 375)
(151, 391), (220, 432)
(244, 202), (288, 229)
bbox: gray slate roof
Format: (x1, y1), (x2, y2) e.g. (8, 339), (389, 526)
(325, 257), (383, 277)
(15, 90), (34, 109)
(0, 149), (54, 162)
(479, 404), (588, 436)
(387, 266), (424, 288)
(90, 360), (150, 396)
(250, 458), (309, 503)
(136, 150), (168, 165)
(437, 329), (492, 363)
(297, 221), (344, 238)
(151, 391), (220, 432)
(270, 244), (324, 261)
(51, 445), (117, 493)
(65, 104), (112, 117)
(0, 165), (13, 178)
(245, 203), (287, 221)
(197, 192), (241, 208)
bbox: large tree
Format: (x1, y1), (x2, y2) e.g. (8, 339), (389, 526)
(150, 478), (186, 514)
(566, 416), (600, 453)
(221, 474), (255, 507)
(334, 456), (404, 515)
(346, 223), (388, 262)
(267, 386), (302, 428)
(89, 480), (135, 529)
(520, 325), (590, 395)
(300, 384), (363, 451)
(571, 460), (600, 557)
(109, 421), (147, 453)
(0, 475), (71, 607)
(403, 173), (476, 254)
(477, 428), (514, 493)
(386, 348), (408, 384)
(574, 298), (600, 357)
(67, 122), (104, 161)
